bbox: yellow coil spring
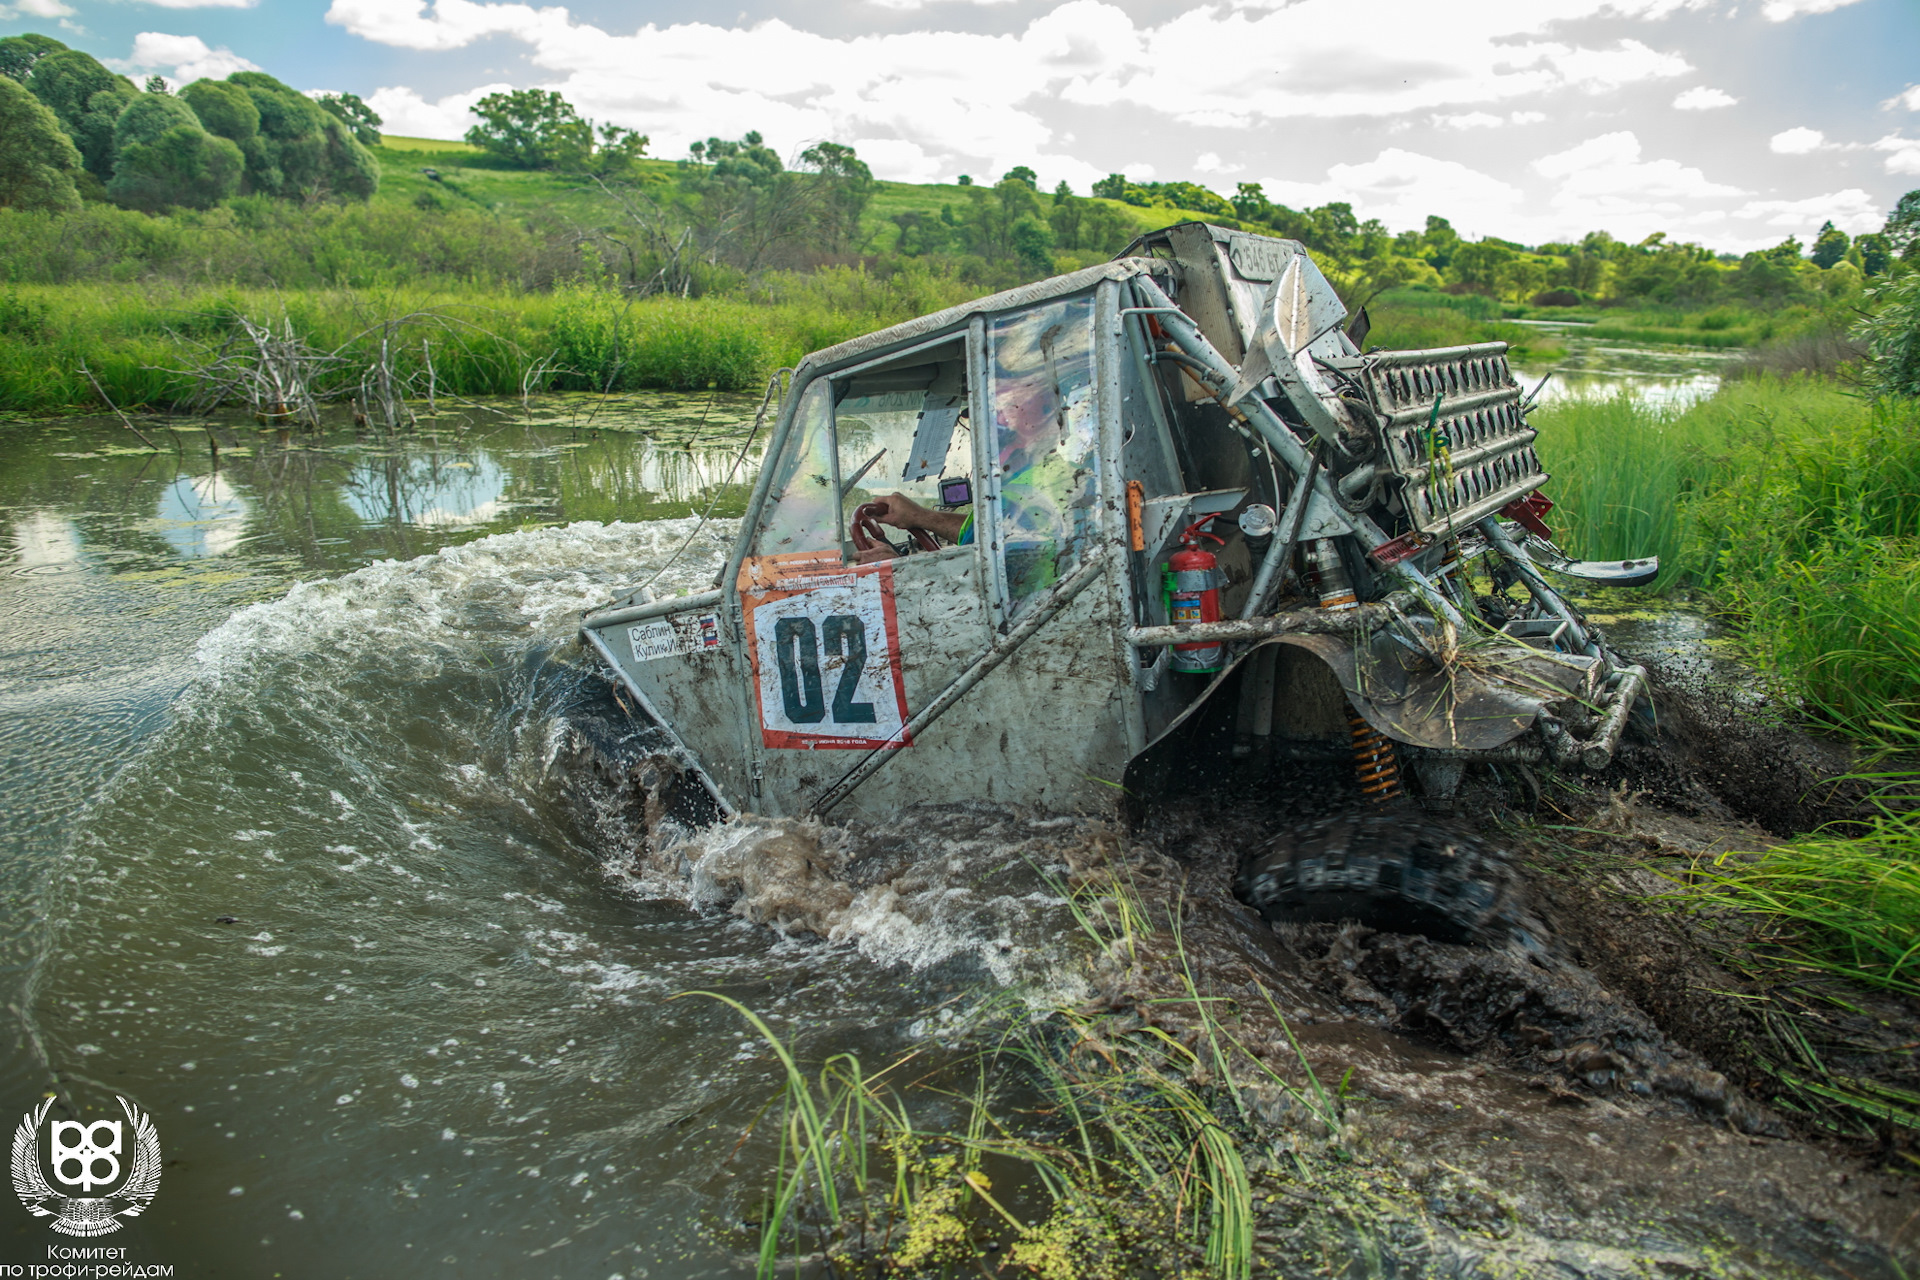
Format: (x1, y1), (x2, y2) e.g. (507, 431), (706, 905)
(1349, 712), (1404, 803)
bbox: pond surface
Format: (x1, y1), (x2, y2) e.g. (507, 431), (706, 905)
(1509, 325), (1735, 410)
(3, 393), (1903, 1278)
(1, 399), (1089, 1276)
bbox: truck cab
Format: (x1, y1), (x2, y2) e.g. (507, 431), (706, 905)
(580, 224), (1652, 823)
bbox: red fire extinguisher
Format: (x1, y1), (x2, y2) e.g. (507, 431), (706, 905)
(1166, 516), (1225, 674)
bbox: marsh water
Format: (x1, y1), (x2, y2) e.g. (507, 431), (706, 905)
(2, 379), (1910, 1277)
(1510, 320), (1735, 409)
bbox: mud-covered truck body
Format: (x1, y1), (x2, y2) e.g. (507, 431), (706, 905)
(580, 223), (1654, 822)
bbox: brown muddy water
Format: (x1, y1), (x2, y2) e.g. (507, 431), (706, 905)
(1, 401), (1913, 1277)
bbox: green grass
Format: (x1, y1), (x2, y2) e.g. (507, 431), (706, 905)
(669, 869), (1387, 1278)
(1681, 787), (1920, 996)
(0, 261), (996, 411)
(1531, 376), (1920, 749)
(375, 134), (481, 154)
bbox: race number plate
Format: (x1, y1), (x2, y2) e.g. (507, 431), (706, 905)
(738, 552), (910, 750)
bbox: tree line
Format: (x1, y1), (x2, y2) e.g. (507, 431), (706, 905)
(0, 33), (378, 214)
(4, 48), (1915, 314)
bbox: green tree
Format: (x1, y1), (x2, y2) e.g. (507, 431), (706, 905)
(1421, 216), (1461, 271)
(1153, 181), (1233, 218)
(0, 74), (81, 212)
(1231, 182), (1272, 225)
(892, 209), (952, 256)
(26, 49), (137, 178)
(193, 72), (377, 201)
(1011, 213), (1054, 276)
(1856, 271), (1920, 400)
(1449, 239), (1515, 294)
(955, 174), (972, 186)
(180, 78), (259, 150)
(1735, 236), (1811, 306)
(105, 91), (242, 212)
(951, 177), (1044, 262)
(797, 141), (873, 253)
(1855, 231), (1894, 276)
(143, 75), (169, 96)
(1884, 190), (1920, 260)
(465, 89), (592, 169)
(673, 131), (818, 272)
(1091, 173), (1127, 201)
(0, 33), (67, 84)
(585, 123), (649, 177)
(316, 91), (381, 147)
(1810, 219), (1850, 269)
(1003, 165), (1038, 189)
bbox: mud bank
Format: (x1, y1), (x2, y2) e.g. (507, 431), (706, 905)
(570, 755), (1916, 1276)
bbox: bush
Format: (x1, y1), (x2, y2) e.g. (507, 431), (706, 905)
(550, 287), (774, 392)
(1857, 271), (1920, 402)
(0, 75), (81, 213)
(107, 93), (242, 212)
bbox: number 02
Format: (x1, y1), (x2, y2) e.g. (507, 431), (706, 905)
(772, 614), (875, 725)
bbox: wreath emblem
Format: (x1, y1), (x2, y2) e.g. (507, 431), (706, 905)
(12, 1097), (161, 1237)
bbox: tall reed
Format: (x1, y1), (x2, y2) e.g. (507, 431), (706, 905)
(675, 871), (1353, 1279)
(1531, 377), (1920, 747)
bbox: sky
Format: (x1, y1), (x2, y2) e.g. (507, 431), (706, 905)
(4, 0), (1918, 252)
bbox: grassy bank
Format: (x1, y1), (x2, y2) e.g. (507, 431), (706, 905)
(1531, 377), (1920, 749)
(0, 264), (989, 412)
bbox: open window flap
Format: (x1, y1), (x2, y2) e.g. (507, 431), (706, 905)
(1137, 630), (1599, 756)
(901, 361), (967, 483)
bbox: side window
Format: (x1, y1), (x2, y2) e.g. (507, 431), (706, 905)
(987, 295), (1098, 615)
(835, 351), (972, 541)
(751, 379), (837, 558)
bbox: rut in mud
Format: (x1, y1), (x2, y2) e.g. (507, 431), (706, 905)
(565, 681), (1918, 1277)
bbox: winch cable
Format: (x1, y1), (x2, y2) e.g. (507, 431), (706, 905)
(629, 367), (789, 601)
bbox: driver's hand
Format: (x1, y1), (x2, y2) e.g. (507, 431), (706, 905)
(870, 493), (935, 530)
(854, 544), (898, 564)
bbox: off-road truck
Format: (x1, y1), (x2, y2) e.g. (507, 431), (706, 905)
(578, 223), (1656, 929)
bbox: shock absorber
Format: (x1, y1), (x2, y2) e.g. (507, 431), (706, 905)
(1350, 710), (1404, 804)
(1308, 538), (1357, 611)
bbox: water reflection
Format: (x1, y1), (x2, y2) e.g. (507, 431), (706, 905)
(1512, 330), (1735, 411)
(0, 394), (768, 579)
(156, 472), (251, 557)
(9, 510), (84, 573)
(340, 454), (511, 528)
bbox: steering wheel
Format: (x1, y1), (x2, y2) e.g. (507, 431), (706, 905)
(851, 501), (939, 554)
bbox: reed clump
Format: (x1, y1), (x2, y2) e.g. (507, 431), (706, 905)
(679, 867), (1365, 1279)
(1530, 376), (1920, 749)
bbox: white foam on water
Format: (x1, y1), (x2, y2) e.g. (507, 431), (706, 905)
(191, 517), (738, 685)
(623, 811), (1096, 1009)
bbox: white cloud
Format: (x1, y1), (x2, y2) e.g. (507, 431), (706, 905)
(1760, 0), (1865, 18)
(1510, 111), (1546, 124)
(321, 0), (1693, 181)
(0, 0), (74, 17)
(118, 31), (261, 82)
(1732, 188), (1882, 234)
(1673, 86), (1736, 110)
(1530, 131), (1744, 240)
(1260, 149), (1526, 239)
(1873, 134), (1920, 175)
(1885, 85), (1920, 112)
(1193, 152), (1241, 175)
(1769, 126), (1827, 154)
(363, 82), (510, 140)
(866, 0), (1015, 8)
(1434, 112), (1503, 130)
(137, 0), (256, 8)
